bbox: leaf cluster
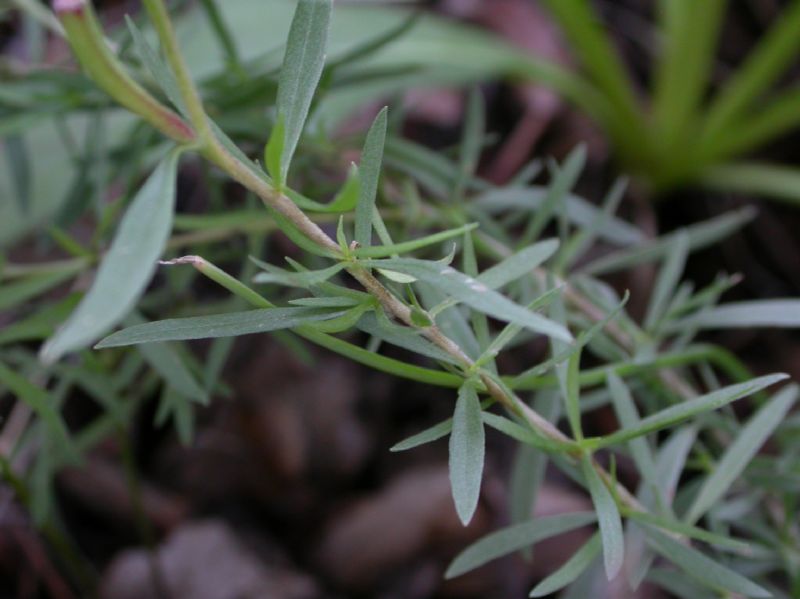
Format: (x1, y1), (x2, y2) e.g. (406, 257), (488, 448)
(0, 1), (799, 597)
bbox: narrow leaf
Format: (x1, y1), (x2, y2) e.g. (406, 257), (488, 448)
(477, 239), (559, 289)
(391, 418), (452, 452)
(685, 384), (798, 524)
(644, 230), (689, 330)
(445, 512), (597, 578)
(581, 454), (624, 580)
(625, 511), (751, 553)
(449, 381), (485, 525)
(594, 374), (788, 449)
(582, 208), (756, 276)
(564, 347), (583, 439)
(682, 299), (800, 329)
(355, 107), (388, 247)
(95, 307), (346, 348)
(128, 313), (207, 404)
(275, 0), (331, 180)
(643, 526), (770, 598)
(251, 260), (345, 287)
(354, 223), (477, 259)
(370, 258), (572, 342)
(40, 148), (184, 363)
(529, 533), (602, 597)
(265, 114), (285, 189)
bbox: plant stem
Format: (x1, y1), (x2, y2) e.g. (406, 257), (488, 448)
(59, 0), (686, 516)
(141, 0), (212, 144)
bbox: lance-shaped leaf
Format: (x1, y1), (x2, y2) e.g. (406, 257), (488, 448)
(681, 299), (800, 329)
(40, 148), (184, 363)
(275, 0), (331, 182)
(355, 107), (388, 247)
(95, 307), (347, 347)
(369, 258), (572, 342)
(685, 384), (798, 524)
(581, 454), (624, 580)
(476, 238), (559, 289)
(592, 373), (788, 449)
(529, 533), (601, 597)
(643, 525), (770, 598)
(449, 381), (485, 525)
(446, 512), (597, 578)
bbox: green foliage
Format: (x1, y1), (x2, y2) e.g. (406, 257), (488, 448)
(534, 0), (800, 203)
(40, 147), (185, 363)
(0, 1), (798, 597)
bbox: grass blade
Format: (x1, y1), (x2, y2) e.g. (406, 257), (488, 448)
(651, 0), (726, 153)
(40, 148), (184, 363)
(449, 381), (485, 525)
(700, 162), (800, 206)
(701, 0), (800, 142)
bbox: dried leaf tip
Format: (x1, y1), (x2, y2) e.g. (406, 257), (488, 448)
(53, 0), (85, 14)
(159, 256), (206, 267)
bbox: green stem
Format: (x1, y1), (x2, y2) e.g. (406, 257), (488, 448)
(141, 0), (212, 143)
(161, 256), (462, 388)
(55, 1), (194, 143)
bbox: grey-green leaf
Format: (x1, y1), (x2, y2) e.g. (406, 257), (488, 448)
(594, 373), (788, 449)
(40, 148), (184, 363)
(95, 307), (346, 347)
(127, 312), (207, 404)
(391, 418), (452, 452)
(477, 239), (559, 289)
(607, 372), (659, 493)
(445, 512), (597, 578)
(685, 383), (798, 524)
(643, 525), (770, 598)
(275, 0), (331, 181)
(355, 107), (388, 247)
(529, 533), (601, 597)
(581, 454), (624, 580)
(449, 381), (485, 525)
(683, 299), (800, 329)
(369, 258), (572, 341)
(265, 114), (285, 189)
